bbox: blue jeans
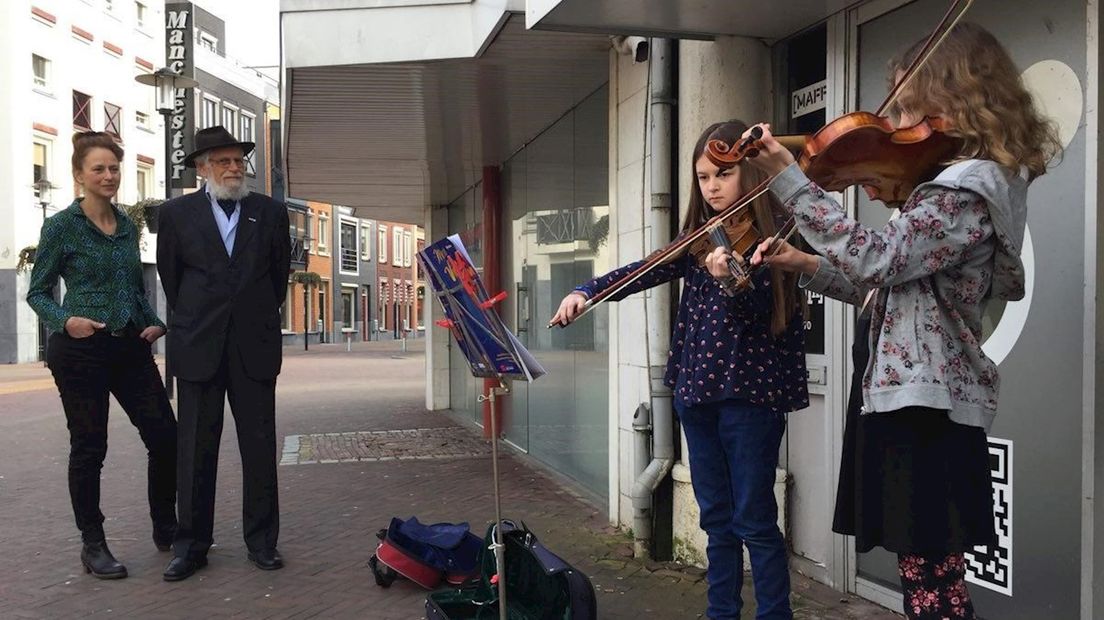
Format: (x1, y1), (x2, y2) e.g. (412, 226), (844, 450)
(677, 400), (791, 620)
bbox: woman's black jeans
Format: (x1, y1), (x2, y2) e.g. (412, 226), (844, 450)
(47, 330), (177, 543)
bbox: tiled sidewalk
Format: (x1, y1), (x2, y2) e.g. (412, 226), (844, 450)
(0, 342), (898, 619)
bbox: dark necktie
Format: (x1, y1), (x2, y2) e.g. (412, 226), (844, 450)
(217, 198), (237, 218)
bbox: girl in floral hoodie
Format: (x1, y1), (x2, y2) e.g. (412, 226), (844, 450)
(742, 22), (1060, 620)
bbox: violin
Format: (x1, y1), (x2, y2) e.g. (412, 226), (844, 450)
(708, 0), (973, 204)
(687, 208), (759, 294)
(706, 114), (961, 204)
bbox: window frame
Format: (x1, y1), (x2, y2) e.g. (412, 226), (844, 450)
(104, 101), (123, 141)
(73, 90), (93, 130)
(134, 1), (147, 28)
(32, 54), (50, 91)
(360, 221), (372, 261)
(338, 216), (359, 276)
(33, 137), (52, 201)
(135, 163), (153, 201)
(198, 31), (218, 52)
(403, 230), (413, 267)
(316, 212), (330, 256)
(239, 110), (257, 176)
(200, 93), (219, 130)
(341, 288), (356, 329)
(378, 224), (388, 262)
(392, 227), (403, 267)
(221, 102), (238, 137)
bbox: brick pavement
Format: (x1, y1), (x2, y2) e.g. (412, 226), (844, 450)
(0, 340), (899, 619)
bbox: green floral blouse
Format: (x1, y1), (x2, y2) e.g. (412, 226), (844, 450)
(26, 199), (166, 334)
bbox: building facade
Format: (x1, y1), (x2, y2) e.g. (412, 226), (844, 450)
(189, 3), (275, 196)
(0, 0), (167, 363)
(331, 208), (378, 341)
(374, 220), (418, 340)
(281, 1), (1104, 618)
(282, 199), (334, 345)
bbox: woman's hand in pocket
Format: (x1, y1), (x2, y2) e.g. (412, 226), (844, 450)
(140, 326), (166, 343)
(64, 316), (105, 338)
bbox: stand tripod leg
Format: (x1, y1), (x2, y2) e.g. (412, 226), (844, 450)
(480, 381), (509, 620)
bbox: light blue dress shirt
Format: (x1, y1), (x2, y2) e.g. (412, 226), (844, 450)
(205, 186), (240, 256)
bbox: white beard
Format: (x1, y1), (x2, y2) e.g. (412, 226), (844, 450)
(207, 177), (250, 201)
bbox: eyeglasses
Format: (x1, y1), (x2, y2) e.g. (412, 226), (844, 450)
(211, 157), (246, 169)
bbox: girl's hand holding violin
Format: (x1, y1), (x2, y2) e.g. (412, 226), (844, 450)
(704, 246), (739, 280)
(739, 124), (796, 177)
(550, 291), (589, 327)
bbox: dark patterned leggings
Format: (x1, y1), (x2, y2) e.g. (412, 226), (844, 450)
(897, 553), (977, 619)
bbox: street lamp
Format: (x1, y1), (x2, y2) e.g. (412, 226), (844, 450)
(134, 67), (198, 399)
(33, 177), (54, 221)
(135, 67), (198, 203)
(32, 176), (56, 364)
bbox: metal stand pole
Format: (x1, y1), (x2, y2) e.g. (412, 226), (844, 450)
(478, 380), (510, 620)
(161, 110), (174, 399)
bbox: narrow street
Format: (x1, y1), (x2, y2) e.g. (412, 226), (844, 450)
(0, 341), (896, 619)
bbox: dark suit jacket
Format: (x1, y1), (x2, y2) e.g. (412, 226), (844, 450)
(156, 189), (291, 382)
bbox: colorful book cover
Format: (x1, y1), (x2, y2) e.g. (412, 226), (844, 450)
(417, 235), (544, 382)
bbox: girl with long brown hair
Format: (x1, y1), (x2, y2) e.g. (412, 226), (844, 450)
(742, 22), (1061, 620)
(552, 119), (808, 619)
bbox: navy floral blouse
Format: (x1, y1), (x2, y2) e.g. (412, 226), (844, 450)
(575, 252), (809, 413)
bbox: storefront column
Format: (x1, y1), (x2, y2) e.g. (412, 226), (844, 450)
(670, 36), (774, 567)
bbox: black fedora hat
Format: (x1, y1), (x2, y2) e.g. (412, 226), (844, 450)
(184, 125), (255, 168)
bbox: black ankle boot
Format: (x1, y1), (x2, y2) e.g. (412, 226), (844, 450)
(81, 541), (127, 579)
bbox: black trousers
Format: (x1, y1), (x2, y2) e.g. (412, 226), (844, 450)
(46, 331), (178, 543)
(173, 328), (279, 559)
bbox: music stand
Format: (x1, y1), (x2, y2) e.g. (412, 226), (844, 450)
(417, 235), (544, 620)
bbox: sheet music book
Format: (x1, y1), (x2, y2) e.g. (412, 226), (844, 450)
(417, 234), (545, 382)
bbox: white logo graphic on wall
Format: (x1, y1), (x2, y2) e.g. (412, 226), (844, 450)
(965, 438), (1012, 596)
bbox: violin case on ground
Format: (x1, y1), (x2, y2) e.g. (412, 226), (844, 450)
(369, 517), (484, 589)
(425, 521), (597, 620)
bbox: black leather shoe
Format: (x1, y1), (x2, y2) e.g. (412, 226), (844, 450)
(247, 548), (284, 570)
(81, 541), (127, 579)
(162, 556), (207, 582)
(153, 525), (177, 552)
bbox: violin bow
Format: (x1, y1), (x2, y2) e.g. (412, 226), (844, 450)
(548, 178), (772, 328)
(878, 0), (974, 116)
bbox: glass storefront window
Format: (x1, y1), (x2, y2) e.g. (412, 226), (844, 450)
(447, 85), (610, 501)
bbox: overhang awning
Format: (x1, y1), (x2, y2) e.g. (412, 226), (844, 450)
(526, 0), (853, 40)
(280, 1), (609, 224)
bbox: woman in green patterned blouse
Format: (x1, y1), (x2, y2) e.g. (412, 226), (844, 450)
(26, 131), (178, 580)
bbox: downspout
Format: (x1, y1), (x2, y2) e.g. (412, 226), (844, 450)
(631, 37), (675, 559)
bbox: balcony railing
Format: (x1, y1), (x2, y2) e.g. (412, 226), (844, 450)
(290, 236), (308, 267)
(340, 247), (358, 272)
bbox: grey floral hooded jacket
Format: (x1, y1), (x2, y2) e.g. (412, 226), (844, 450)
(769, 159), (1029, 432)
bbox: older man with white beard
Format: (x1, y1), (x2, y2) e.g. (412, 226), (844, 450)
(156, 126), (291, 581)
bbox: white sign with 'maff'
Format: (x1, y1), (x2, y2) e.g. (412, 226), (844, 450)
(791, 80), (828, 118)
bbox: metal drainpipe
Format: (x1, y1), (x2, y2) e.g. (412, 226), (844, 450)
(631, 37), (675, 559)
